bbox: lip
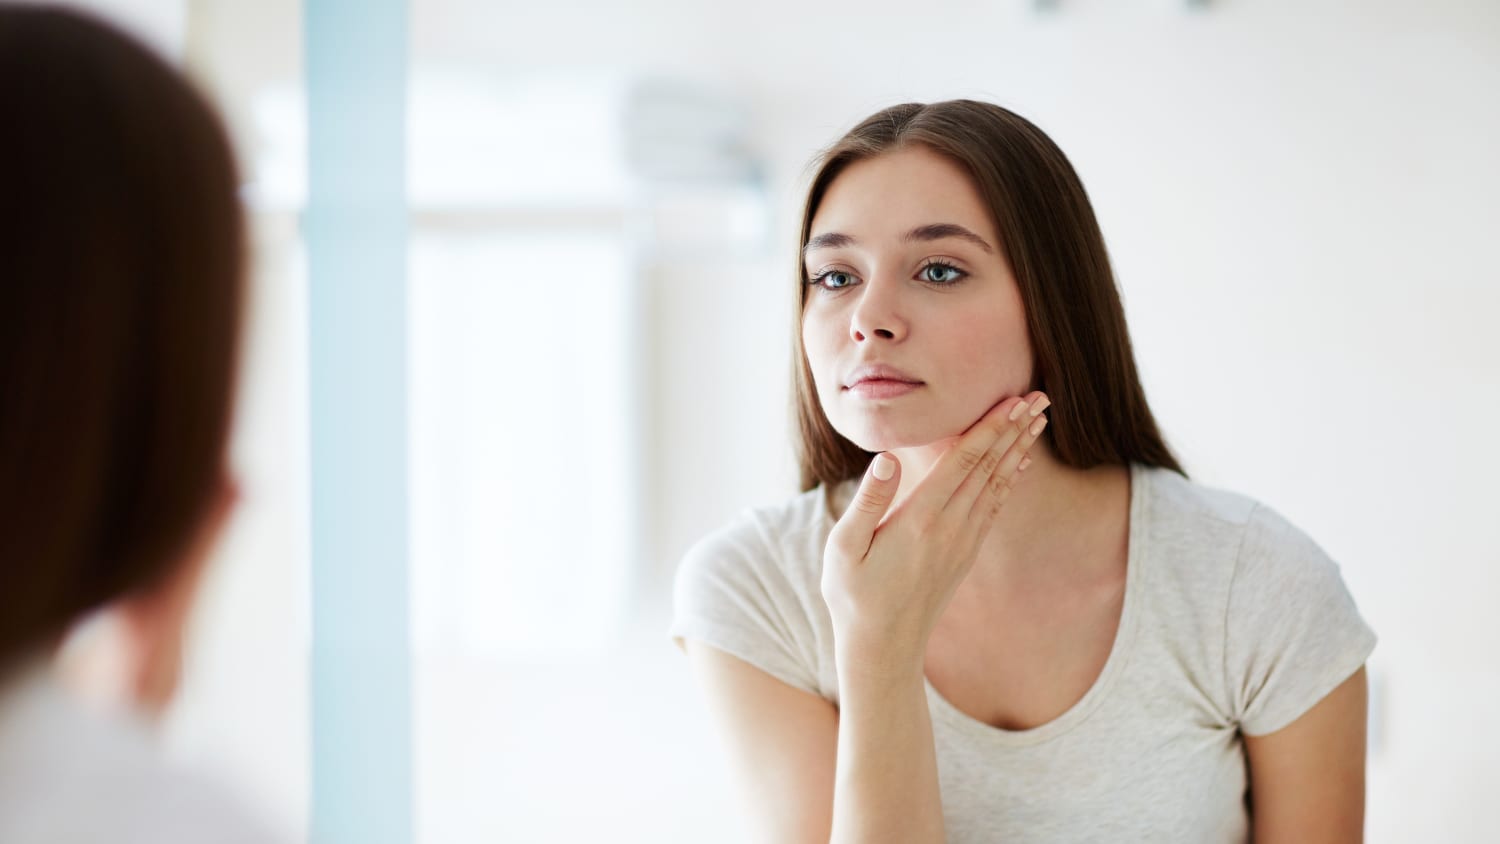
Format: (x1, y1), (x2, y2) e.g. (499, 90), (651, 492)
(847, 379), (923, 399)
(843, 363), (924, 399)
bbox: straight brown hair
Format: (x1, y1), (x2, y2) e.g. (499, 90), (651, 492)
(793, 101), (1184, 491)
(0, 7), (245, 673)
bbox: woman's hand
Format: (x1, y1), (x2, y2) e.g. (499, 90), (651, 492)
(820, 391), (1050, 680)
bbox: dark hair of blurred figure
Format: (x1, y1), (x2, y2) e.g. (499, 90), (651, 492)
(791, 100), (1184, 491)
(0, 5), (244, 683)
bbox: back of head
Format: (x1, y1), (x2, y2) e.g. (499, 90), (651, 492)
(0, 6), (245, 674)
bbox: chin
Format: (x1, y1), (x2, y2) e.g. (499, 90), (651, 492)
(830, 413), (965, 454)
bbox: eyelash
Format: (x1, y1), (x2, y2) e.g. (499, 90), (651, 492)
(806, 259), (969, 292)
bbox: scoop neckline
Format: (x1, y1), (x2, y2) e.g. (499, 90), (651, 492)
(908, 462), (1149, 748)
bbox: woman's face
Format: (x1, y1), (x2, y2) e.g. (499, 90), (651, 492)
(802, 145), (1033, 452)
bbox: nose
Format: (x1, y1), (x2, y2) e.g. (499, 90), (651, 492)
(849, 275), (908, 343)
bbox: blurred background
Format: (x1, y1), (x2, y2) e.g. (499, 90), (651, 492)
(68, 0), (1500, 841)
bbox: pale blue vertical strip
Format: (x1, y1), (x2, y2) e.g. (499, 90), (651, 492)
(304, 1), (411, 843)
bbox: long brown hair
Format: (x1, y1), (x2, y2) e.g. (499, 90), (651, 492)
(793, 100), (1184, 491)
(0, 8), (245, 673)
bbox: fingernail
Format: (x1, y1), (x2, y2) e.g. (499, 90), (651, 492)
(872, 453), (895, 481)
(1009, 401), (1029, 421)
(1018, 456), (1033, 471)
(1030, 396), (1051, 417)
(1029, 415), (1048, 436)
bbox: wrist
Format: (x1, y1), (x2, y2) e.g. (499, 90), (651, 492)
(835, 636), (926, 689)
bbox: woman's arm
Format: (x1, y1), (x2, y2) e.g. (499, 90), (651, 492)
(828, 655), (945, 843)
(683, 640), (948, 844)
(684, 641), (838, 844)
(818, 393), (1046, 843)
(1243, 666), (1369, 842)
(684, 392), (1047, 844)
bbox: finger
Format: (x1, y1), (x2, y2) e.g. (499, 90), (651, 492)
(945, 391), (1048, 517)
(827, 452), (902, 560)
(906, 395), (1029, 512)
(968, 403), (1049, 526)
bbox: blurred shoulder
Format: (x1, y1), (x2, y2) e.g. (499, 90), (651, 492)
(0, 665), (286, 844)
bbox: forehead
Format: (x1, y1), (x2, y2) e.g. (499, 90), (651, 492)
(809, 145), (998, 246)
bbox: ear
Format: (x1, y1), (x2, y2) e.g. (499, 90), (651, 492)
(120, 469), (240, 718)
(60, 469), (239, 719)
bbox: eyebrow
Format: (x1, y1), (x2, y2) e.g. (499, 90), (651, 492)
(803, 223), (994, 256)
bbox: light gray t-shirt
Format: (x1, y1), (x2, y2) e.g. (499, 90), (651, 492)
(669, 463), (1377, 843)
(0, 660), (285, 844)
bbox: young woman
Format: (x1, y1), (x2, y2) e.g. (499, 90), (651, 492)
(672, 101), (1375, 843)
(0, 7), (281, 842)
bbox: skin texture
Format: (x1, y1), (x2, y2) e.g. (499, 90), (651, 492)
(684, 145), (1368, 842)
(802, 145), (1032, 458)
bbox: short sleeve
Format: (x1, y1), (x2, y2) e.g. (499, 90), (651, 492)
(1225, 504), (1377, 736)
(668, 514), (823, 696)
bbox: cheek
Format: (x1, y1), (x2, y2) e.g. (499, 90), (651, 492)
(800, 311), (841, 387)
(943, 308), (1034, 396)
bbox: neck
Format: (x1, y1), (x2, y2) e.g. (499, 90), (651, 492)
(886, 440), (1130, 587)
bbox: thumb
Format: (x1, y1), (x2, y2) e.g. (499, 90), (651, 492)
(831, 452), (901, 556)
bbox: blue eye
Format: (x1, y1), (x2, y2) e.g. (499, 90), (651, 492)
(920, 262), (965, 285)
(811, 269), (857, 290)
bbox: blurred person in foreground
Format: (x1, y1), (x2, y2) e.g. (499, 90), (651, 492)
(0, 6), (283, 842)
(672, 101), (1375, 843)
